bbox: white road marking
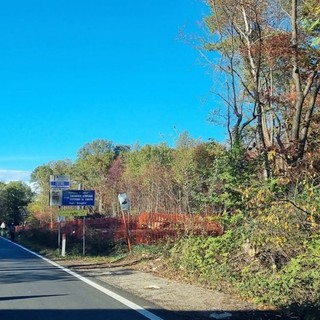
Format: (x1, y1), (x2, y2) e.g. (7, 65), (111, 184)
(14, 242), (164, 320)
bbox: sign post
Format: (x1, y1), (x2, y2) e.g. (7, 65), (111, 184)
(83, 216), (86, 256)
(118, 193), (132, 253)
(49, 175), (70, 255)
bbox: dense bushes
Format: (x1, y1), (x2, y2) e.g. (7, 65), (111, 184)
(22, 228), (58, 249)
(168, 192), (320, 310)
(20, 228), (120, 256)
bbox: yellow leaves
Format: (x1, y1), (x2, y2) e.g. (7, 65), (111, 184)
(275, 236), (287, 246)
(267, 149), (276, 161)
(284, 222), (290, 230)
(262, 213), (278, 224)
(307, 216), (318, 228)
(309, 189), (315, 197)
(256, 188), (267, 202)
(242, 187), (251, 199)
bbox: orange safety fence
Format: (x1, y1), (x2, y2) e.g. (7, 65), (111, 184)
(19, 212), (224, 245)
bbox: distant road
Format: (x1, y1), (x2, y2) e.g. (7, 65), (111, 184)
(0, 237), (165, 320)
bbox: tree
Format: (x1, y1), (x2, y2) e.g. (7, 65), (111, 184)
(0, 181), (33, 225)
(48, 159), (73, 175)
(172, 133), (202, 213)
(122, 143), (175, 214)
(73, 139), (115, 213)
(204, 0), (320, 177)
(204, 0), (273, 177)
(30, 164), (52, 196)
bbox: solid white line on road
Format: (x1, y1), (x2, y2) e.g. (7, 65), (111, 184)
(14, 242), (164, 320)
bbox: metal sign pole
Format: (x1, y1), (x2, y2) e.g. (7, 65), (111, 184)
(83, 216), (86, 256)
(121, 208), (132, 253)
(58, 221), (61, 255)
(118, 192), (132, 253)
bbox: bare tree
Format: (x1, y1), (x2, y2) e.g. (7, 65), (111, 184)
(205, 0), (320, 175)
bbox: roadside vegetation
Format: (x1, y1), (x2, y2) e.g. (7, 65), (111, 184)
(1, 1), (319, 318)
(18, 230), (165, 269)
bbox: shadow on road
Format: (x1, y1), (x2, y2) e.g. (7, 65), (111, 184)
(0, 264), (77, 284)
(0, 294), (68, 301)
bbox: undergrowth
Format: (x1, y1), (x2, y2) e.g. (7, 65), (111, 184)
(167, 200), (320, 318)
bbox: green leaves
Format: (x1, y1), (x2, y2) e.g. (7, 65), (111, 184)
(0, 181), (33, 225)
(74, 139), (115, 189)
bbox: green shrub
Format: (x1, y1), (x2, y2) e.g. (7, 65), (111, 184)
(168, 209), (320, 310)
(169, 213), (246, 287)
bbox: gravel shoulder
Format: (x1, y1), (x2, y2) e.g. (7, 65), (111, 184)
(54, 256), (289, 320)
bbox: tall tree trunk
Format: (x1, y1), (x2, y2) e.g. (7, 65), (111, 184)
(291, 0), (305, 144)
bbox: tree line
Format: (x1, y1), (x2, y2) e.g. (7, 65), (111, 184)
(29, 134), (229, 223)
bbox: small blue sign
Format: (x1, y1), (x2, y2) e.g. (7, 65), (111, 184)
(62, 190), (95, 206)
(50, 181), (70, 189)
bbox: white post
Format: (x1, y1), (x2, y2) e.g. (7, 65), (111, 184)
(61, 233), (66, 257)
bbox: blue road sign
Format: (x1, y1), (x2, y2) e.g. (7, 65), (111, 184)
(50, 181), (70, 189)
(61, 190), (95, 206)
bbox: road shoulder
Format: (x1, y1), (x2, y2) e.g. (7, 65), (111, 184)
(56, 257), (264, 320)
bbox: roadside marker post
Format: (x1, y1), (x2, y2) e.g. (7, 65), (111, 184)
(61, 233), (66, 257)
(118, 193), (132, 254)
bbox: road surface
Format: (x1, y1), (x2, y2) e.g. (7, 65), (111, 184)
(0, 237), (171, 320)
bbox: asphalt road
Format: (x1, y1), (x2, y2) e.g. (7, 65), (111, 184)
(0, 237), (169, 320)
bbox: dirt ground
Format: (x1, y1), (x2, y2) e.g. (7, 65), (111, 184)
(54, 254), (294, 320)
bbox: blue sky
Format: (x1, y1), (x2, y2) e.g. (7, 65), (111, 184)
(0, 0), (224, 183)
